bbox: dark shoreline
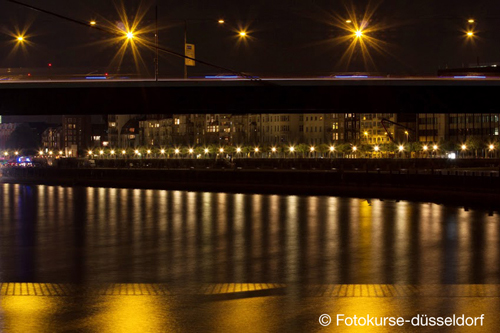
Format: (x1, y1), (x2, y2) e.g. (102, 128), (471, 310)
(2, 167), (499, 211)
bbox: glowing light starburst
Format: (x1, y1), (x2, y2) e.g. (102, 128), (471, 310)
(4, 20), (36, 61)
(80, 1), (159, 75)
(313, 1), (397, 72)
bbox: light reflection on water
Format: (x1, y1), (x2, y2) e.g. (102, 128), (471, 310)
(0, 183), (499, 285)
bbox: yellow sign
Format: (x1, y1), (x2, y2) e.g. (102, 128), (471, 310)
(185, 44), (195, 66)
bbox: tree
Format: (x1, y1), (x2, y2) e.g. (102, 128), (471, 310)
(6, 124), (39, 154)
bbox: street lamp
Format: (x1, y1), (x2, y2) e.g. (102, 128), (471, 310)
(90, 20), (97, 26)
(236, 147), (242, 153)
(374, 146), (379, 152)
(218, 19), (225, 24)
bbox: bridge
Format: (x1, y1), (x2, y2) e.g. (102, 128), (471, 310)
(1, 77), (499, 115)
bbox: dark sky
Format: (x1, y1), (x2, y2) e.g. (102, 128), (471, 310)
(1, 0), (500, 77)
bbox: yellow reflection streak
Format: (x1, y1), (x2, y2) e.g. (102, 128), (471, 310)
(87, 295), (173, 333)
(1, 296), (59, 333)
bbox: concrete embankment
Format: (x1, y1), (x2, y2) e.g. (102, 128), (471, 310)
(2, 166), (500, 210)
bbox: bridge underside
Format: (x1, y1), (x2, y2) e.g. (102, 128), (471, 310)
(0, 80), (498, 115)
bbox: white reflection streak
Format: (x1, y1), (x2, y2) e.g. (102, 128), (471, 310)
(186, 191), (196, 268)
(394, 201), (409, 283)
(485, 214), (499, 284)
(457, 208), (470, 283)
(307, 197), (318, 280)
(286, 196), (299, 285)
(326, 197), (339, 282)
(233, 193), (244, 282)
(252, 195), (262, 276)
(269, 195), (279, 281)
(371, 199), (383, 283)
(158, 191), (167, 233)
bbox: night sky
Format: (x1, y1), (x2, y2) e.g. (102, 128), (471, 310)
(1, 0), (500, 77)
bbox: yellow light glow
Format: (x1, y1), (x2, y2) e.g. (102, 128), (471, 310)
(355, 30), (363, 38)
(236, 148), (242, 153)
(352, 146), (357, 151)
(160, 149), (165, 154)
(374, 146), (379, 151)
(39, 151), (43, 155)
(126, 31), (134, 39)
(90, 21), (97, 26)
(3, 152), (8, 156)
(468, 19), (475, 23)
(88, 150), (93, 155)
(15, 151), (19, 155)
(289, 147), (295, 152)
(364, 131), (368, 136)
(147, 150), (151, 154)
(489, 144), (495, 150)
(100, 150), (104, 155)
(111, 150), (115, 155)
(330, 146), (335, 151)
(58, 151), (63, 155)
(254, 147), (259, 152)
(49, 151), (53, 155)
(134, 150), (139, 154)
(346, 19), (352, 23)
(122, 150), (126, 154)
(433, 145), (438, 150)
(239, 31), (247, 37)
(310, 147), (315, 152)
(461, 144), (467, 150)
(204, 149), (209, 153)
(271, 147), (276, 152)
(188, 148), (194, 154)
(17, 36), (24, 42)
(399, 145), (404, 151)
(467, 31), (474, 37)
(175, 149), (180, 154)
(423, 145), (428, 151)
(218, 19), (225, 24)
(219, 148), (224, 153)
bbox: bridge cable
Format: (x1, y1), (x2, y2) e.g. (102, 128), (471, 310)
(4, 0), (262, 81)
